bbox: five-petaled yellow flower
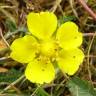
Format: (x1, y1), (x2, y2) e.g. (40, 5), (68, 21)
(10, 12), (84, 84)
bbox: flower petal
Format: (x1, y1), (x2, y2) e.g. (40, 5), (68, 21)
(58, 48), (84, 75)
(27, 12), (57, 40)
(10, 35), (38, 63)
(25, 59), (55, 84)
(57, 21), (83, 50)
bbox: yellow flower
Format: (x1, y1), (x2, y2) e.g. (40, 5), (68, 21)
(10, 12), (84, 84)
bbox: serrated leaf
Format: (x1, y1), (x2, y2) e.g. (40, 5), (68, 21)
(67, 76), (96, 96)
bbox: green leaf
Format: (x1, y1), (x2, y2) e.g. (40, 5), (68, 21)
(36, 87), (50, 96)
(0, 68), (22, 83)
(58, 16), (76, 26)
(5, 19), (17, 32)
(67, 76), (96, 96)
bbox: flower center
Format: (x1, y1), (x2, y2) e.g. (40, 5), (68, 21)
(40, 39), (58, 58)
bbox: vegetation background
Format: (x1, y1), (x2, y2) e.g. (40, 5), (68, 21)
(0, 0), (96, 96)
